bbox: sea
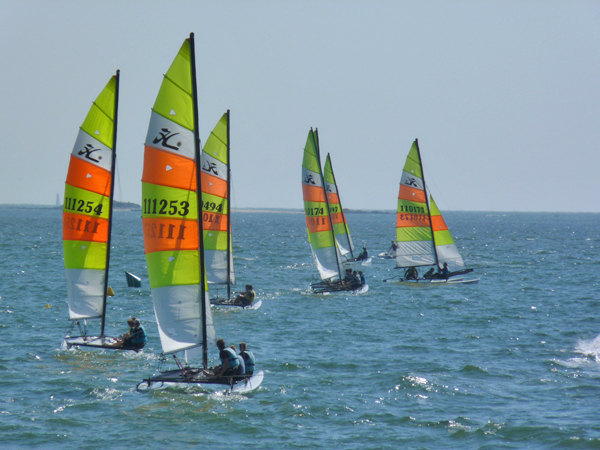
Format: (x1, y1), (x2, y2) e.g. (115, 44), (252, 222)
(1, 206), (599, 449)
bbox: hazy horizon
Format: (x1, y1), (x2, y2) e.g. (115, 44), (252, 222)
(2, 1), (599, 213)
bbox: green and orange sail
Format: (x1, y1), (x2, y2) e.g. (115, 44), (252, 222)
(323, 153), (355, 261)
(395, 139), (465, 271)
(302, 129), (343, 280)
(142, 34), (215, 359)
(201, 111), (235, 297)
(63, 71), (119, 337)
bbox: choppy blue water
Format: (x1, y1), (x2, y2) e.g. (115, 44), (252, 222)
(1, 206), (600, 449)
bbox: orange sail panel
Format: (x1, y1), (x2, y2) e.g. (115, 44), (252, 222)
(63, 72), (118, 322)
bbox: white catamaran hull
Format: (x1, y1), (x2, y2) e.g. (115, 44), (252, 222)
(210, 298), (262, 310)
(137, 370), (264, 394)
(61, 335), (141, 351)
(391, 277), (479, 285)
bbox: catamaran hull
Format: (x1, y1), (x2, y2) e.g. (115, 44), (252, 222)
(61, 335), (142, 352)
(137, 369), (264, 394)
(210, 298), (262, 310)
(310, 283), (369, 294)
(389, 278), (479, 285)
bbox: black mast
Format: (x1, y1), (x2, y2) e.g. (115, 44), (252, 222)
(189, 33), (209, 369)
(314, 129), (343, 281)
(100, 70), (119, 338)
(414, 138), (440, 269)
(326, 153), (355, 260)
(225, 109), (231, 300)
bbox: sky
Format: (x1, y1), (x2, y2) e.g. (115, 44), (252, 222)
(1, 1), (599, 212)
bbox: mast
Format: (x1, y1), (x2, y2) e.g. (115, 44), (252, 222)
(314, 129), (343, 280)
(326, 153), (354, 260)
(414, 138), (439, 268)
(225, 109), (231, 300)
(100, 69), (119, 338)
(189, 33), (208, 369)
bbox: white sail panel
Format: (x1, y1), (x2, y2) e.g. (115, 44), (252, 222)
(71, 129), (113, 172)
(65, 268), (105, 319)
(152, 285), (216, 355)
(395, 241), (436, 267)
(435, 243), (465, 270)
(312, 245), (342, 280)
(204, 248), (235, 284)
(145, 111), (195, 159)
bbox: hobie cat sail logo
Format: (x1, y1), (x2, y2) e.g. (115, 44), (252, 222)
(153, 128), (181, 151)
(304, 174), (316, 185)
(78, 143), (102, 163)
(405, 177), (418, 187)
(202, 161), (218, 175)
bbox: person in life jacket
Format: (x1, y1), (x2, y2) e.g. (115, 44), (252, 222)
(357, 247), (369, 260)
(234, 285), (255, 307)
(239, 342), (255, 376)
(109, 317), (136, 348)
(212, 338), (240, 377)
(230, 344), (245, 375)
(126, 319), (147, 349)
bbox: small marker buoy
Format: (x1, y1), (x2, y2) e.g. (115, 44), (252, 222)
(107, 287), (115, 296)
(45, 304), (51, 309)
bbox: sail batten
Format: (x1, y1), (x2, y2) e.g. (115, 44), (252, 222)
(63, 73), (118, 328)
(143, 35), (216, 357)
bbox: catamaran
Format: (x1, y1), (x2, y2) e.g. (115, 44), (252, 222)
(201, 111), (260, 309)
(391, 139), (478, 284)
(137, 34), (263, 393)
(61, 71), (135, 350)
(302, 129), (368, 294)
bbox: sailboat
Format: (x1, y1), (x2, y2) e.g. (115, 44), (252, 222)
(138, 34), (263, 393)
(302, 129), (368, 294)
(61, 71), (133, 350)
(201, 111), (260, 309)
(392, 139), (478, 284)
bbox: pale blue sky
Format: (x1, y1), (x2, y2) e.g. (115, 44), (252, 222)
(1, 1), (599, 212)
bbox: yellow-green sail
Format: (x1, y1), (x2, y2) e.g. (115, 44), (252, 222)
(63, 72), (118, 328)
(302, 129), (343, 280)
(142, 34), (215, 355)
(201, 111), (235, 292)
(323, 153), (355, 260)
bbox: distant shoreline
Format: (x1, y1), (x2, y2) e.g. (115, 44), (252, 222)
(0, 204), (394, 214)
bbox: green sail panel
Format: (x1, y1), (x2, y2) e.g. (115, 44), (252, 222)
(201, 112), (235, 286)
(323, 153), (354, 260)
(302, 130), (342, 280)
(142, 36), (215, 355)
(63, 74), (117, 321)
(395, 140), (436, 268)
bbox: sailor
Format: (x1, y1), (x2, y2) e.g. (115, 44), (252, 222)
(213, 338), (240, 377)
(358, 271), (366, 286)
(127, 319), (147, 349)
(343, 268), (353, 284)
(390, 240), (398, 252)
(230, 344), (245, 375)
(235, 285), (255, 307)
(352, 270), (361, 286)
(239, 342), (255, 376)
(404, 266), (418, 281)
(439, 262), (450, 279)
(109, 318), (135, 347)
(357, 247), (369, 261)
(424, 268), (435, 280)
